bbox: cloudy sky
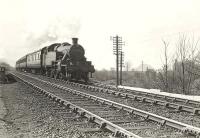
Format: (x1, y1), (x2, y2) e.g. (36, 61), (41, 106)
(0, 0), (200, 70)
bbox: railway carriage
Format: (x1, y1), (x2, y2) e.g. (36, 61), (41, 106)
(16, 56), (27, 71)
(27, 50), (41, 73)
(16, 38), (95, 82)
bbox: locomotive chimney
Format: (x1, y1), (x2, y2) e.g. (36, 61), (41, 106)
(72, 38), (78, 45)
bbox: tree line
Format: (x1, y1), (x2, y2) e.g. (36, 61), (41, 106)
(94, 35), (200, 95)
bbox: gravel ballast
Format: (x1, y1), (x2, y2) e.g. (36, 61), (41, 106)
(1, 82), (111, 138)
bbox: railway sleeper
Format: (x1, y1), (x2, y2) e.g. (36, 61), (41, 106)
(113, 131), (124, 137)
(80, 111), (86, 116)
(14, 73), (200, 137)
(184, 128), (200, 136)
(142, 98), (154, 103)
(101, 114), (128, 118)
(111, 120), (131, 124)
(66, 97), (86, 100)
(64, 103), (71, 109)
(78, 128), (103, 133)
(77, 103), (101, 107)
(100, 122), (107, 129)
(160, 120), (166, 126)
(85, 107), (106, 111)
(193, 108), (200, 115)
(69, 99), (87, 102)
(177, 105), (183, 111)
(123, 125), (157, 131)
(93, 111), (119, 116)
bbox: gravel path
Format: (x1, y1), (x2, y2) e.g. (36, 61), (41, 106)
(1, 82), (112, 138)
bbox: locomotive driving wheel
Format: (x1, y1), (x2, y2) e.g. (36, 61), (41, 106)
(46, 71), (51, 77)
(54, 72), (58, 79)
(58, 72), (65, 80)
(83, 72), (89, 82)
(50, 70), (55, 78)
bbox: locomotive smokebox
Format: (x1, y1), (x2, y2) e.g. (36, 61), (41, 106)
(72, 38), (78, 45)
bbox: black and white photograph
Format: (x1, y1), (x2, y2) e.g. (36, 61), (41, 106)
(0, 0), (200, 137)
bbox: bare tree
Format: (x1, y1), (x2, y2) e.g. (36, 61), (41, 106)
(175, 34), (200, 94)
(156, 35), (200, 94)
(185, 36), (200, 93)
(162, 39), (169, 91)
(156, 39), (170, 91)
(176, 35), (187, 93)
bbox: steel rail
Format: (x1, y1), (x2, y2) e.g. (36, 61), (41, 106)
(13, 72), (200, 136)
(35, 74), (200, 115)
(12, 73), (142, 138)
(85, 85), (200, 114)
(98, 83), (200, 106)
(30, 73), (200, 114)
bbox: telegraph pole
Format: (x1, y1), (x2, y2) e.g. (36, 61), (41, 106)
(116, 36), (119, 86)
(111, 35), (124, 87)
(120, 51), (124, 85)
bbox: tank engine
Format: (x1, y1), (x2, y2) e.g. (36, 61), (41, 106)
(16, 38), (95, 82)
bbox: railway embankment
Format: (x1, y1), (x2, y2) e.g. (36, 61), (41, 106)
(0, 80), (110, 137)
(0, 82), (79, 137)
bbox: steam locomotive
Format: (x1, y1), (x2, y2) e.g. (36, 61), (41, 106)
(16, 38), (95, 82)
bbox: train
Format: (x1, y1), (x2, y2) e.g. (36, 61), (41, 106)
(16, 38), (95, 82)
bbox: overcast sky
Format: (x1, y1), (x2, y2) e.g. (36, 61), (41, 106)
(0, 0), (200, 70)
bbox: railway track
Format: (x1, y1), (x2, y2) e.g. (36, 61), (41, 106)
(11, 71), (200, 137)
(18, 72), (200, 127)
(24, 73), (200, 114)
(13, 72), (143, 138)
(93, 82), (200, 108)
